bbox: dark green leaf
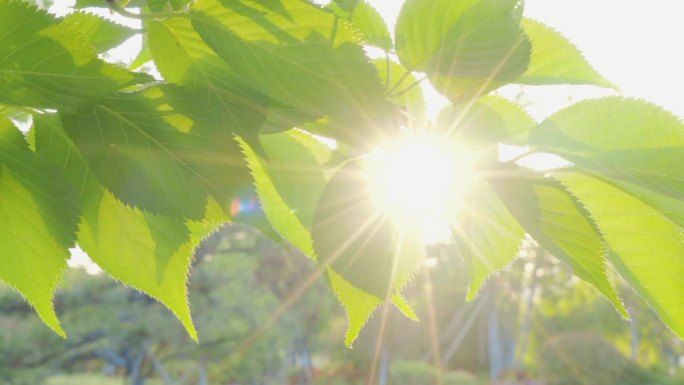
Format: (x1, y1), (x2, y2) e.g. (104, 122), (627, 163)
(0, 1), (143, 110)
(190, 0), (397, 148)
(61, 84), (255, 218)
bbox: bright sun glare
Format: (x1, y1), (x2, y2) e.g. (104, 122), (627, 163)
(368, 132), (479, 237)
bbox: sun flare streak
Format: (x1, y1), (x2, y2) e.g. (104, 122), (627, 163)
(367, 132), (479, 242)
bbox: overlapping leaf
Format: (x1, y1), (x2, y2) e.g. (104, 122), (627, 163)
(330, 0), (393, 51)
(449, 181), (524, 300)
(61, 12), (138, 53)
(490, 168), (627, 316)
(190, 0), (396, 148)
(0, 116), (80, 337)
(34, 114), (228, 340)
(0, 0), (143, 110)
(61, 84), (255, 218)
(530, 97), (684, 202)
(517, 19), (616, 89)
(396, 0), (530, 102)
(437, 96), (535, 145)
(240, 130), (331, 257)
(556, 171), (684, 338)
(374, 59), (427, 123)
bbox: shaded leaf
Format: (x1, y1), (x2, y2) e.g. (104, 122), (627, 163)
(190, 0), (396, 148)
(61, 84), (254, 218)
(0, 1), (142, 110)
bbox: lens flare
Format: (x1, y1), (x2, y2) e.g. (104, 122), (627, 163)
(367, 132), (478, 237)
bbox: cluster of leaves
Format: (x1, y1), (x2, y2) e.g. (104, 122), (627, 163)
(1, 0), (683, 347)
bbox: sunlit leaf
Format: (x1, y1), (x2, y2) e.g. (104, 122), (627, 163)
(61, 84), (254, 218)
(61, 12), (137, 53)
(0, 0), (143, 110)
(240, 130), (331, 257)
(0, 116), (80, 337)
(34, 114), (227, 340)
(450, 181), (524, 300)
(437, 96), (535, 145)
(491, 169), (627, 316)
(530, 97), (684, 202)
(396, 0), (530, 101)
(330, 0), (393, 51)
(556, 171), (684, 338)
(517, 19), (616, 89)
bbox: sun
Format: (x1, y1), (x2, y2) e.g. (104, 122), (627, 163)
(366, 131), (479, 236)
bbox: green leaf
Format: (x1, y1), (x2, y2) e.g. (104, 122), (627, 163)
(517, 19), (616, 89)
(312, 159), (425, 298)
(555, 171), (684, 338)
(240, 130), (331, 258)
(530, 97), (684, 203)
(437, 96), (535, 145)
(327, 267), (382, 347)
(61, 12), (137, 53)
(34, 114), (227, 340)
(396, 0), (530, 101)
(0, 116), (80, 337)
(61, 84), (254, 218)
(491, 169), (627, 316)
(374, 59), (426, 123)
(190, 0), (396, 148)
(0, 1), (142, 110)
(449, 182), (524, 300)
(330, 0), (393, 51)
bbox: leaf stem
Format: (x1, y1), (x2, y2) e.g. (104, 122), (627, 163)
(385, 71), (411, 95)
(387, 75), (427, 98)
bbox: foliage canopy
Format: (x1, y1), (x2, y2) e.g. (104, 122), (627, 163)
(0, 0), (683, 347)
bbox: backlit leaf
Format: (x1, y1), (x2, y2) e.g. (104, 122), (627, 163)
(530, 97), (684, 203)
(0, 116), (80, 337)
(0, 0), (142, 110)
(556, 171), (684, 338)
(34, 114), (227, 340)
(190, 0), (396, 148)
(396, 0), (530, 101)
(517, 19), (616, 89)
(491, 169), (627, 316)
(61, 12), (137, 53)
(449, 181), (524, 300)
(61, 84), (254, 218)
